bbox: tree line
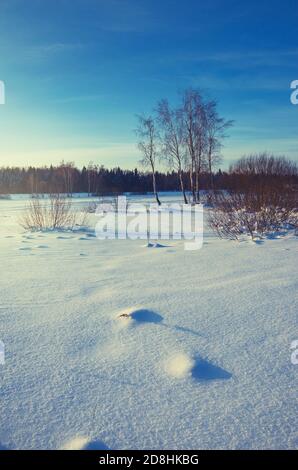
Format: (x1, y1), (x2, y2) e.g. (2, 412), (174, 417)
(1, 88), (297, 199)
(0, 88), (233, 198)
(0, 162), (234, 195)
(1, 157), (296, 197)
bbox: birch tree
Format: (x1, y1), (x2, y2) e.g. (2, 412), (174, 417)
(157, 99), (188, 204)
(180, 89), (206, 203)
(205, 100), (233, 191)
(136, 115), (161, 205)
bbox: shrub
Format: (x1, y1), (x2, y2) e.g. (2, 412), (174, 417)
(209, 154), (298, 240)
(20, 194), (88, 231)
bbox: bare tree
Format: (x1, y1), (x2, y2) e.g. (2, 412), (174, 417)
(180, 89), (206, 203)
(157, 99), (188, 204)
(205, 101), (233, 191)
(136, 115), (161, 205)
(87, 162), (93, 197)
(87, 161), (98, 196)
(59, 161), (75, 196)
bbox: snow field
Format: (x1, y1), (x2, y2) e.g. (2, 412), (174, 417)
(0, 195), (297, 450)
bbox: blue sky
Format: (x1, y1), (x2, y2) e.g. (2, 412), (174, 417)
(0, 0), (297, 169)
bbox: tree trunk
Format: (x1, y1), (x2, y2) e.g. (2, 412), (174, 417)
(189, 162), (197, 204)
(195, 165), (200, 203)
(178, 169), (188, 204)
(208, 151), (214, 191)
(152, 171), (161, 205)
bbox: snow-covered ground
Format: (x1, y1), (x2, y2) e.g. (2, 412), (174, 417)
(0, 194), (297, 450)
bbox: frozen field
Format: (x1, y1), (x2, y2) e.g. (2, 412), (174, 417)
(0, 194), (297, 450)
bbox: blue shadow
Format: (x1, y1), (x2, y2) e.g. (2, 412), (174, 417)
(192, 357), (232, 381)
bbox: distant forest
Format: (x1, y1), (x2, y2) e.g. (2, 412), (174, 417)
(0, 88), (235, 197)
(0, 163), (233, 195)
(1, 87), (297, 198)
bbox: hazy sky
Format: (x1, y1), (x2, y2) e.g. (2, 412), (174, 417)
(0, 0), (297, 169)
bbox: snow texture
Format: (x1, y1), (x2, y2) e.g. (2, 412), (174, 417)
(0, 194), (297, 450)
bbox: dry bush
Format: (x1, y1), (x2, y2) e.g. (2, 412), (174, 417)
(20, 194), (88, 231)
(209, 154), (298, 240)
(209, 196), (298, 240)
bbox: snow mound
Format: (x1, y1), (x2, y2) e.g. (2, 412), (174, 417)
(60, 436), (90, 450)
(60, 437), (109, 450)
(164, 353), (232, 381)
(164, 353), (195, 379)
(118, 308), (163, 324)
